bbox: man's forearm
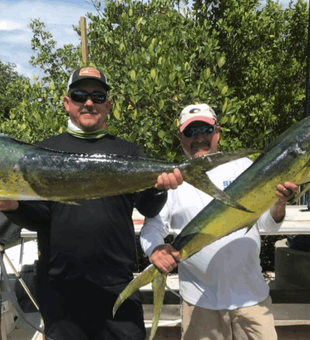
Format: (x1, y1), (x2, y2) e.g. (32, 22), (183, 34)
(270, 200), (286, 223)
(3, 201), (51, 231)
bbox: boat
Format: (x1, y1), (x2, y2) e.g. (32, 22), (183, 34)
(3, 207), (310, 340)
(0, 209), (181, 340)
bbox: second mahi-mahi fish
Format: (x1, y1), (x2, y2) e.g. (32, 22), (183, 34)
(113, 115), (310, 340)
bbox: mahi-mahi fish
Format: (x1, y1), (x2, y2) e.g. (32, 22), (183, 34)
(0, 134), (256, 207)
(113, 116), (310, 340)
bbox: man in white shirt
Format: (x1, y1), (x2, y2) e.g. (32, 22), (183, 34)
(140, 103), (297, 340)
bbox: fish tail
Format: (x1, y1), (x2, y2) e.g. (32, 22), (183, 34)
(179, 150), (261, 174)
(113, 264), (159, 317)
(148, 273), (167, 340)
(113, 264), (166, 340)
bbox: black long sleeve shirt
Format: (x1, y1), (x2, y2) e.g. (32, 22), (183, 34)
(5, 133), (167, 288)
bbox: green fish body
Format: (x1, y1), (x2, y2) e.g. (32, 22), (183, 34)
(0, 134), (255, 204)
(113, 116), (310, 340)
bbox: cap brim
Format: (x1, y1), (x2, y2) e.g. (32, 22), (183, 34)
(69, 79), (110, 92)
(180, 116), (216, 131)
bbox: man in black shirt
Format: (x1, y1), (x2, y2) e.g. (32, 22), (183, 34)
(0, 66), (182, 340)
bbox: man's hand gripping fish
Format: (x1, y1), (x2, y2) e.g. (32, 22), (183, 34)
(113, 116), (310, 340)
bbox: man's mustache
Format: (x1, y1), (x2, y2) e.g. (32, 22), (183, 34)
(191, 141), (210, 148)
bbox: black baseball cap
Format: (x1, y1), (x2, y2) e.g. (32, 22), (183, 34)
(67, 67), (110, 91)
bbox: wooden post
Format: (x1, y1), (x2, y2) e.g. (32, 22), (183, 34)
(80, 17), (89, 64)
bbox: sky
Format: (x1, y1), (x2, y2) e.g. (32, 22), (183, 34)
(0, 0), (98, 79)
(0, 0), (297, 81)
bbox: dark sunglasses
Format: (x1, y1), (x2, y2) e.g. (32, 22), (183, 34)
(69, 90), (107, 104)
(183, 124), (215, 138)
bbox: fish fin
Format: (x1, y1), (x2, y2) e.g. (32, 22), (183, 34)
(148, 273), (167, 340)
(113, 264), (160, 318)
(184, 172), (253, 213)
(181, 150), (262, 173)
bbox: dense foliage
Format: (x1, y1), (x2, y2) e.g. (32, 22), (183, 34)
(0, 0), (308, 159)
(0, 61), (28, 120)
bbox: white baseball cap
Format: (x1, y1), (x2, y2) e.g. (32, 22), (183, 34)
(179, 103), (217, 132)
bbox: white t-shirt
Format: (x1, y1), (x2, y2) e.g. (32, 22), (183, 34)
(140, 157), (283, 310)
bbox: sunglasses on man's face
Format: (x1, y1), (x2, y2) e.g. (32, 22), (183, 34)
(69, 90), (107, 104)
(183, 124), (215, 138)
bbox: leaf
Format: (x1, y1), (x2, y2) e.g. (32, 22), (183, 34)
(150, 69), (156, 79)
(204, 68), (211, 79)
(220, 116), (228, 124)
(130, 70), (136, 81)
(217, 56), (225, 68)
(114, 109), (120, 120)
(184, 62), (190, 72)
(222, 100), (228, 113)
(158, 100), (165, 110)
(221, 86), (228, 95)
(169, 73), (175, 82)
(158, 130), (165, 139)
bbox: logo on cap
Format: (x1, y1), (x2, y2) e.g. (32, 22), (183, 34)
(79, 67), (101, 78)
(189, 108), (201, 114)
